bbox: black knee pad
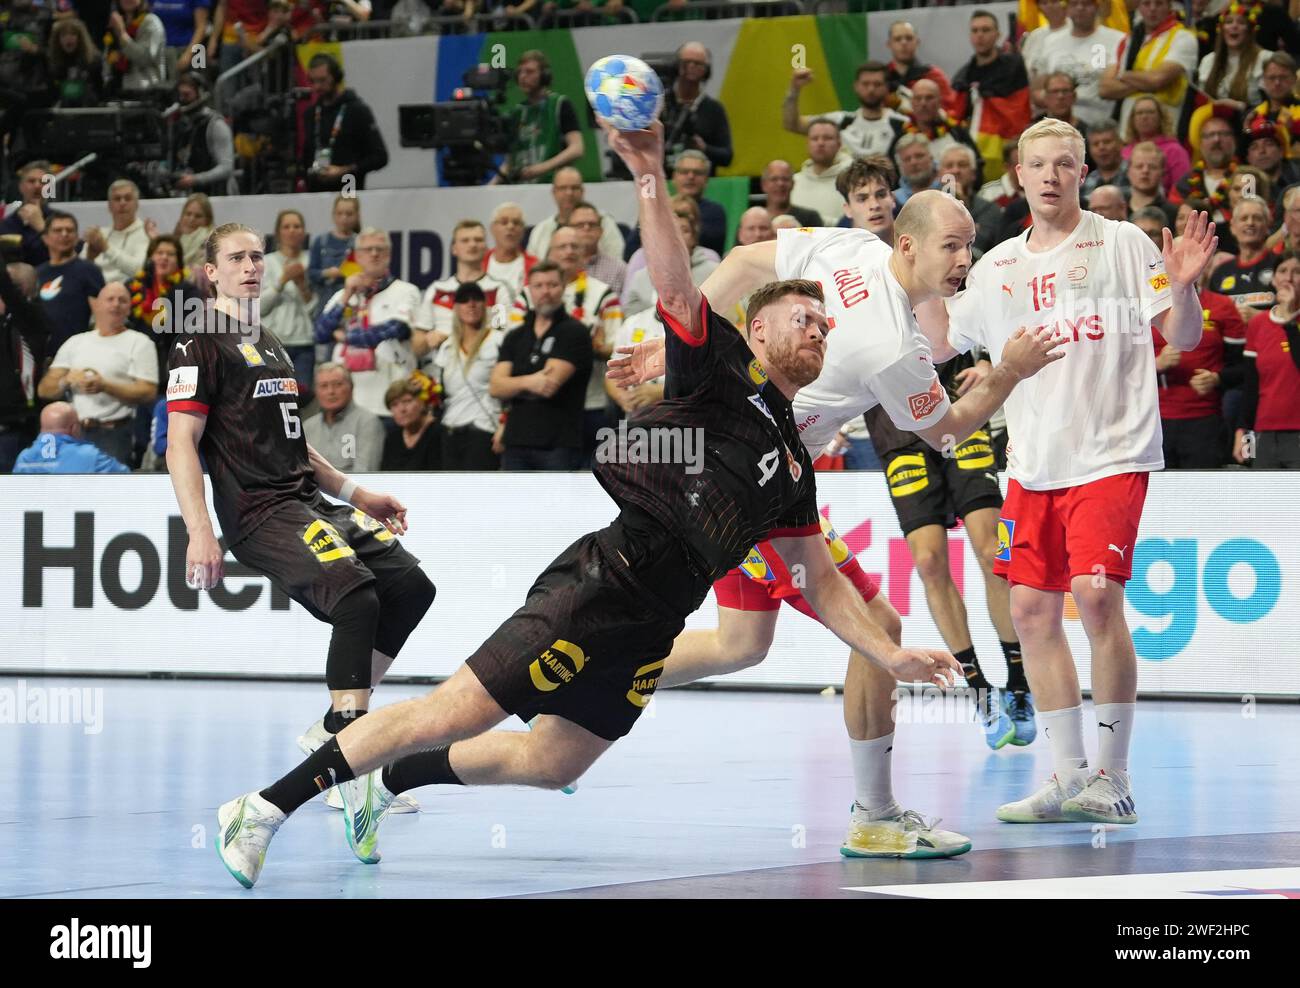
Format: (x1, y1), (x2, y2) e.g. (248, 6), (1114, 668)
(326, 583), (382, 692)
(373, 566), (436, 660)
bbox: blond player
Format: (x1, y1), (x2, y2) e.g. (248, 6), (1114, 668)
(920, 118), (1218, 824)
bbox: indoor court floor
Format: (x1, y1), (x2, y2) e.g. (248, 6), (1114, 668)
(2, 676), (1298, 899)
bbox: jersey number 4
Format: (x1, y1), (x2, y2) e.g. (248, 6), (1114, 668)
(281, 401), (302, 439)
(757, 448), (780, 487)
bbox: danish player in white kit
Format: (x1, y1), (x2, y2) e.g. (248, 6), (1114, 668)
(920, 119), (1219, 824)
(612, 184), (1065, 857)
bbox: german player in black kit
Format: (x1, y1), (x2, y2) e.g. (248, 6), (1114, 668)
(166, 224), (436, 841)
(212, 126), (961, 888)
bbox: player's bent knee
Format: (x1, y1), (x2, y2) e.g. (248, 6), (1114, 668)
(373, 567), (437, 659)
(326, 584), (383, 691)
(912, 549), (953, 587)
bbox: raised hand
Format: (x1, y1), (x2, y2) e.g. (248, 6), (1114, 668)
(601, 119), (665, 178)
(1162, 211), (1218, 288)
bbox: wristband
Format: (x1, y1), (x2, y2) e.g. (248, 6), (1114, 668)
(338, 479), (358, 504)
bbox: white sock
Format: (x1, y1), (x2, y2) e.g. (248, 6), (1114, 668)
(1094, 702), (1135, 776)
(1039, 705), (1089, 782)
(849, 733), (895, 814)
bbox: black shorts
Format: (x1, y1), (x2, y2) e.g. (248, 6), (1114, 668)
(230, 497), (421, 621)
(466, 516), (691, 742)
(883, 430), (1004, 536)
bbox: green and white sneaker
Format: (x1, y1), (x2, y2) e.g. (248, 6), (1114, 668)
(996, 773), (1086, 823)
(338, 768), (395, 864)
(1061, 769), (1138, 824)
(298, 717), (419, 814)
(525, 716), (578, 794)
(216, 792), (286, 889)
(841, 801), (972, 859)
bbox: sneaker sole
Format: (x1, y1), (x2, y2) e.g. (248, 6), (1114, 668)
(995, 809), (1070, 823)
(1061, 805), (1138, 825)
(1008, 734), (1035, 747)
(985, 724), (1016, 750)
(214, 814), (256, 889)
(840, 840), (973, 859)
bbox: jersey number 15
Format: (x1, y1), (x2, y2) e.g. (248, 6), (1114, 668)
(281, 401), (302, 439)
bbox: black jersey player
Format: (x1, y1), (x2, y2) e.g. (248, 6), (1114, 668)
(212, 126), (962, 888)
(166, 224), (436, 817)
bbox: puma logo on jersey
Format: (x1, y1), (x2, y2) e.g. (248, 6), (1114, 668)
(175, 339), (194, 355)
(1108, 543), (1128, 561)
(1001, 284), (1013, 296)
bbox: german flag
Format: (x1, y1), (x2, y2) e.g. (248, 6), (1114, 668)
(952, 56), (1032, 183)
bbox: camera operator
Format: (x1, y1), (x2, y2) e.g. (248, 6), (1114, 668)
(171, 72), (237, 196)
(301, 52), (388, 192)
(494, 51), (583, 185)
(661, 43), (731, 173)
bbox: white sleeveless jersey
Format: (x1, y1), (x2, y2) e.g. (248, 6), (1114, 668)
(773, 226), (949, 454)
(946, 211), (1170, 490)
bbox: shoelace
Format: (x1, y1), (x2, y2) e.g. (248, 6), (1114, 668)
(896, 809), (940, 832)
(1008, 693), (1031, 718)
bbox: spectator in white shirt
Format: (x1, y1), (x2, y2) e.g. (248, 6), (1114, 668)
(791, 120), (853, 224)
(313, 227), (419, 419)
(484, 201), (537, 298)
(82, 179), (149, 285)
(435, 281), (504, 470)
(261, 209), (317, 401)
(413, 219), (513, 363)
(526, 167), (625, 261)
(37, 281), (157, 466)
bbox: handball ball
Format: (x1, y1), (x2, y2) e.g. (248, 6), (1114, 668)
(585, 55), (663, 132)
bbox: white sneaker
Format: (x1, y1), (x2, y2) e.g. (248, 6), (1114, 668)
(215, 792), (286, 889)
(338, 768), (395, 864)
(1062, 769), (1138, 824)
(841, 801), (972, 859)
(298, 717), (419, 814)
(996, 773), (1087, 823)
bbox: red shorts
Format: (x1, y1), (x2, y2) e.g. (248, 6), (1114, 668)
(994, 471), (1149, 592)
(713, 519), (880, 621)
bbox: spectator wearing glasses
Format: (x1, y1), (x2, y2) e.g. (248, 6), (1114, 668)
(526, 167), (624, 262)
(661, 43), (733, 173)
(1037, 0), (1124, 128)
(314, 227), (419, 421)
(1171, 108), (1241, 236)
(759, 159), (824, 229)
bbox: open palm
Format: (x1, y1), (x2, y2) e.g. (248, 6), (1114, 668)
(1162, 210), (1218, 286)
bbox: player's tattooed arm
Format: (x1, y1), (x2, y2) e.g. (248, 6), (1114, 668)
(166, 410), (225, 591)
(770, 533), (961, 687)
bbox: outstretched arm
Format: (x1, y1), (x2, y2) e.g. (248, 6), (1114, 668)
(604, 121), (702, 337)
(699, 240), (778, 317)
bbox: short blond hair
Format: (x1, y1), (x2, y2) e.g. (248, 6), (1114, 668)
(1017, 118), (1086, 165)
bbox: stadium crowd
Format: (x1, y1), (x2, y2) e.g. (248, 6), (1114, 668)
(0, 0), (1298, 473)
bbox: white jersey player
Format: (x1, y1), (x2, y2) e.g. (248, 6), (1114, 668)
(920, 118), (1218, 826)
(609, 187), (1064, 859)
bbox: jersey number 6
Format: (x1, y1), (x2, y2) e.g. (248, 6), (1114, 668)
(281, 401), (302, 439)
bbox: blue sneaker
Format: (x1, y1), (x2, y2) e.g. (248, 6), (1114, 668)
(1004, 690), (1037, 746)
(977, 688), (1015, 750)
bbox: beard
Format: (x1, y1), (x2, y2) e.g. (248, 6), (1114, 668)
(764, 333), (823, 389)
(535, 299), (563, 317)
